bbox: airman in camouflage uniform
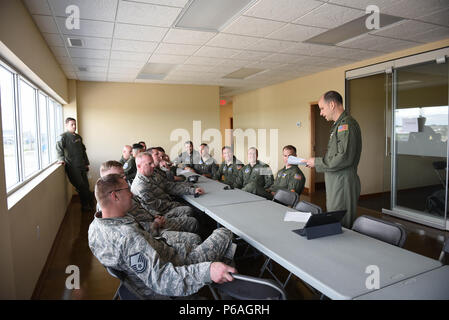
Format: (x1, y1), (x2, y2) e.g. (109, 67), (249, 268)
(268, 145), (305, 198)
(306, 91), (362, 229)
(235, 147), (273, 198)
(131, 152), (204, 218)
(99, 160), (199, 234)
(89, 174), (236, 298)
(213, 146), (243, 187)
(56, 117), (93, 212)
(173, 141), (201, 169)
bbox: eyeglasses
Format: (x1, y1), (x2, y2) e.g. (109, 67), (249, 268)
(109, 187), (130, 194)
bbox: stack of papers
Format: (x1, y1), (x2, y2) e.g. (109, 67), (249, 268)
(284, 211), (311, 223)
(288, 155), (307, 166)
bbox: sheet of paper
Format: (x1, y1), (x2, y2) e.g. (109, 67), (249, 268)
(402, 117), (418, 133)
(287, 155), (307, 166)
(284, 211), (311, 223)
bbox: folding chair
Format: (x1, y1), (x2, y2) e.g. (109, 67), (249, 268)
(106, 267), (145, 300)
(209, 273), (287, 300)
(272, 189), (299, 207)
(439, 238), (449, 264)
(352, 215), (407, 248)
(295, 200), (323, 214)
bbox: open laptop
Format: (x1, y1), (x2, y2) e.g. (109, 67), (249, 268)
(293, 210), (347, 236)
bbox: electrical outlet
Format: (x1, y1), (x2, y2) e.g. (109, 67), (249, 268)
(296, 121), (301, 127)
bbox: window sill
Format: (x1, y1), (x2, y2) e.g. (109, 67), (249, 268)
(7, 163), (63, 210)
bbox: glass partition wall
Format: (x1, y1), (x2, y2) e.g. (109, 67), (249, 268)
(347, 49), (449, 230)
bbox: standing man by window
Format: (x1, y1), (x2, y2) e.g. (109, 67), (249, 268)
(57, 117), (93, 212)
(305, 91), (362, 228)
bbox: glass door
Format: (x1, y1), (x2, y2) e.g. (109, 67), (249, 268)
(390, 60), (448, 229)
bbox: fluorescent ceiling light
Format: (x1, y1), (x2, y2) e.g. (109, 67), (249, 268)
(175, 0), (256, 32)
(305, 14), (403, 46)
(137, 63), (177, 80)
(223, 68), (264, 79)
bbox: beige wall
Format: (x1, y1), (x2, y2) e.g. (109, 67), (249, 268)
(0, 0), (70, 299)
(0, 0), (68, 102)
(76, 81), (220, 184)
(233, 39), (449, 195)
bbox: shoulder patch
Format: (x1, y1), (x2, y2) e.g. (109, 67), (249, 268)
(129, 252), (148, 274)
(123, 162), (129, 169)
(294, 174), (302, 180)
(245, 168), (250, 173)
(338, 124), (348, 132)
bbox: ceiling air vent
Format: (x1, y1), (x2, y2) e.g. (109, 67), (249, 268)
(78, 66), (88, 72)
(67, 38), (83, 47)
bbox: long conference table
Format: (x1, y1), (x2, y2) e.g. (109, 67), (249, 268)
(178, 171), (448, 300)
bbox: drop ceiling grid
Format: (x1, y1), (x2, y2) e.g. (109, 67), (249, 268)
(22, 0), (449, 93)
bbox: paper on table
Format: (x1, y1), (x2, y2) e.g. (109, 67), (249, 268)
(288, 155), (307, 166)
(284, 211), (311, 223)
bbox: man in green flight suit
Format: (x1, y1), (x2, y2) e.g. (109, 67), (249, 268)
(268, 145), (305, 199)
(213, 146), (243, 187)
(57, 117), (93, 212)
(305, 91), (362, 228)
(235, 147), (273, 198)
(119, 145), (137, 184)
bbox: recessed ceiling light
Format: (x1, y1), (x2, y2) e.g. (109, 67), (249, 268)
(136, 63), (177, 80)
(223, 68), (265, 79)
(67, 38), (84, 47)
(174, 0), (257, 32)
(305, 14), (403, 46)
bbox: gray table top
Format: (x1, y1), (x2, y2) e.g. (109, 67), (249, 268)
(354, 265), (449, 300)
(182, 178), (266, 211)
(205, 200), (443, 300)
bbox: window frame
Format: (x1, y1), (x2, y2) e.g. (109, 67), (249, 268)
(0, 58), (64, 196)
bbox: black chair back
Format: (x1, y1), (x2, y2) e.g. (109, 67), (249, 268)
(272, 189), (298, 207)
(352, 215), (407, 247)
(295, 201), (322, 214)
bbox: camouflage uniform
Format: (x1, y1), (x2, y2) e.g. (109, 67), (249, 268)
(269, 165), (305, 196)
(88, 212), (235, 298)
(131, 172), (194, 217)
(56, 131), (92, 210)
(235, 160), (274, 198)
(315, 110), (362, 229)
(193, 156), (218, 178)
(213, 156), (243, 187)
(173, 150), (201, 169)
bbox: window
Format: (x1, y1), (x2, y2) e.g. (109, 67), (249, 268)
(0, 60), (64, 193)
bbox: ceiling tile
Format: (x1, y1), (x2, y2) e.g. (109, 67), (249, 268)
(48, 0), (119, 21)
(416, 7), (449, 27)
(32, 15), (59, 33)
(55, 17), (114, 37)
(148, 54), (189, 64)
(194, 46), (242, 58)
(112, 39), (158, 53)
(222, 16), (286, 37)
(328, 0), (392, 11)
(261, 53), (303, 63)
(75, 65), (108, 73)
(281, 42), (330, 56)
(50, 46), (69, 57)
(109, 60), (146, 68)
(110, 51), (150, 62)
(246, 61), (285, 69)
(184, 56), (223, 66)
(108, 66), (142, 74)
(205, 33), (259, 50)
(114, 23), (167, 42)
(207, 65), (241, 73)
(71, 58), (109, 67)
(244, 0), (324, 22)
(125, 0), (189, 7)
(24, 0), (52, 15)
(174, 64), (214, 72)
(42, 33), (65, 47)
(405, 26), (449, 43)
(245, 38), (297, 52)
(163, 29), (216, 45)
(63, 35), (112, 50)
(56, 56), (73, 65)
(267, 24), (327, 42)
(231, 50), (271, 60)
(155, 43), (201, 55)
(218, 59), (252, 67)
(293, 3), (365, 29)
(117, 1), (182, 27)
(381, 0), (449, 19)
(338, 34), (419, 52)
(371, 20), (441, 40)
(68, 48), (110, 59)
